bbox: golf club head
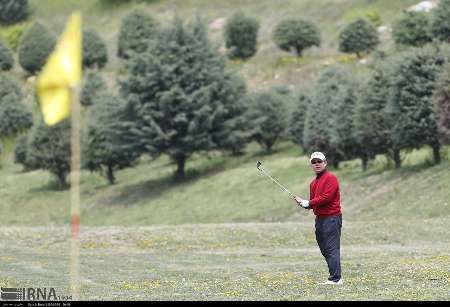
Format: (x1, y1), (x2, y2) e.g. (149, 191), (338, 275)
(256, 161), (262, 170)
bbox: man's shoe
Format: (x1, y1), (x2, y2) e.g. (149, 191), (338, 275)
(318, 279), (343, 285)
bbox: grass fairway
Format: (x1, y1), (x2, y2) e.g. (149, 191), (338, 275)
(1, 219), (449, 300)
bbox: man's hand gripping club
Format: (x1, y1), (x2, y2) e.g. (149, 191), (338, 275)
(294, 196), (310, 209)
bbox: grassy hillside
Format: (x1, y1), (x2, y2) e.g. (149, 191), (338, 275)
(24, 0), (421, 91)
(1, 140), (449, 226)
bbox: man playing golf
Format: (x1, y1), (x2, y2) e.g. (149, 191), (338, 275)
(295, 152), (343, 285)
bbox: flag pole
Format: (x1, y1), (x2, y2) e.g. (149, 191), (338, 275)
(69, 85), (81, 300)
(34, 11), (82, 300)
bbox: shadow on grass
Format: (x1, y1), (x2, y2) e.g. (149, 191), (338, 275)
(28, 180), (69, 192)
(249, 141), (302, 159)
(100, 142), (304, 207)
(345, 159), (444, 182)
(104, 153), (254, 207)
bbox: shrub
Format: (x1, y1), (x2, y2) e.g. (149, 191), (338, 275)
(224, 12), (259, 60)
(365, 9), (382, 27)
(82, 29), (108, 69)
(0, 21), (29, 50)
(0, 39), (13, 70)
(82, 94), (139, 184)
(289, 91), (311, 149)
(247, 90), (288, 153)
(0, 73), (21, 101)
(81, 70), (107, 107)
(0, 0), (28, 25)
(117, 9), (158, 59)
(392, 11), (432, 47)
(430, 0), (450, 42)
(27, 118), (71, 188)
(338, 18), (379, 58)
(273, 19), (321, 56)
(0, 93), (33, 137)
(18, 22), (55, 75)
(14, 133), (37, 171)
(432, 62), (450, 144)
(98, 0), (132, 8)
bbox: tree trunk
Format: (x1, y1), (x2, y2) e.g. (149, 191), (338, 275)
(175, 154), (186, 179)
(432, 143), (441, 164)
(57, 171), (67, 189)
(107, 164), (116, 185)
(361, 155), (368, 172)
(265, 140), (274, 154)
(332, 161), (339, 169)
(393, 149), (401, 169)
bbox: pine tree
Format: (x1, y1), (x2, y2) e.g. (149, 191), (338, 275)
(388, 45), (448, 166)
(432, 62), (450, 145)
(392, 11), (432, 47)
(119, 17), (249, 178)
(288, 91), (311, 150)
(27, 119), (71, 188)
(117, 9), (159, 59)
(14, 133), (37, 171)
(82, 29), (108, 69)
(354, 64), (393, 170)
(430, 0), (450, 42)
(247, 90), (288, 153)
(303, 66), (348, 168)
(329, 72), (360, 165)
(82, 94), (139, 184)
(213, 74), (251, 156)
(81, 70), (107, 107)
(0, 38), (14, 71)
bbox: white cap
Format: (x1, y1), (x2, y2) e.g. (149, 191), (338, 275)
(309, 152), (326, 162)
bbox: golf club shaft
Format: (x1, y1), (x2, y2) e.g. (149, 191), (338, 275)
(259, 166), (295, 198)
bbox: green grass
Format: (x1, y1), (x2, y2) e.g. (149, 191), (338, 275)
(1, 141), (449, 226)
(1, 219), (449, 300)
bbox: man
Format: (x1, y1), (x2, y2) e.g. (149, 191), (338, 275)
(295, 152), (343, 285)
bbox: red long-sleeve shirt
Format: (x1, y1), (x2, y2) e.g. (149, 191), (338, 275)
(309, 170), (341, 218)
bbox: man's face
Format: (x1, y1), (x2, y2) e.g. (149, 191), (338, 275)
(310, 159), (327, 174)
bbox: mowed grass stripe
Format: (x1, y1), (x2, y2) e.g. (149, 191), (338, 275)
(0, 220), (449, 300)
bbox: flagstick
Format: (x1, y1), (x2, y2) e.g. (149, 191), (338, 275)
(70, 85), (81, 300)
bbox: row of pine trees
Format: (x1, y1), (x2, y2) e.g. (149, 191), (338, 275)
(0, 0), (450, 188)
(295, 45), (450, 171)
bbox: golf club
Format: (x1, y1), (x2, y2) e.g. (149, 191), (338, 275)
(256, 161), (295, 199)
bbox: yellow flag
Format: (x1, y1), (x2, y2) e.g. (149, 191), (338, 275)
(37, 12), (82, 126)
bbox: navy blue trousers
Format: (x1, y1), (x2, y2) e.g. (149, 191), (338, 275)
(315, 214), (342, 281)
